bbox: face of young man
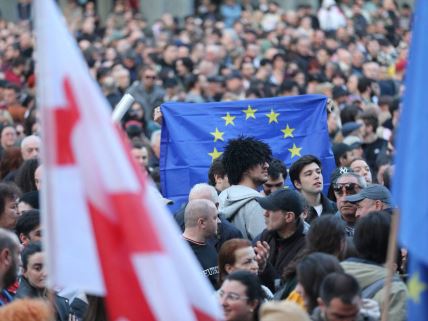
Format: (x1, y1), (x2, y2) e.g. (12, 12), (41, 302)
(321, 297), (361, 321)
(262, 173), (284, 195)
(131, 147), (149, 170)
(295, 162), (323, 195)
(20, 225), (42, 246)
(247, 162), (269, 187)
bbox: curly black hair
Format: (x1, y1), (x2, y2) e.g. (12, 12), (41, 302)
(222, 136), (272, 185)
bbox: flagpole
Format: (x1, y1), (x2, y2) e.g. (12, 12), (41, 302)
(380, 210), (399, 321)
(112, 93), (135, 123)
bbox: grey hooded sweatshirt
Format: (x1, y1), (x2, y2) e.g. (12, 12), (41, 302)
(219, 185), (266, 240)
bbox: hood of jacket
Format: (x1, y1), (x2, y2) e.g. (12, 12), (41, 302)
(341, 259), (387, 289)
(219, 185), (262, 221)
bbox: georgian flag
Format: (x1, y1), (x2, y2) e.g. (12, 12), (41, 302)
(35, 1), (222, 320)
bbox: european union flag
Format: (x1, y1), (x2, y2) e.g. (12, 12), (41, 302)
(393, 1), (428, 320)
(160, 94), (335, 209)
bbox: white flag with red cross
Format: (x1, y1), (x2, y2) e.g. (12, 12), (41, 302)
(35, 1), (223, 320)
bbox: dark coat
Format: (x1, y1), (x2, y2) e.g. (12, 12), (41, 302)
(258, 219), (307, 292)
(16, 277), (70, 321)
(306, 193), (337, 224)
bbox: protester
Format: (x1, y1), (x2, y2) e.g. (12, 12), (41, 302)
(345, 184), (393, 218)
(15, 209), (41, 246)
(218, 238), (272, 299)
(208, 157), (230, 194)
(312, 272), (377, 321)
(182, 198), (220, 288)
(332, 171), (366, 236)
(350, 158), (373, 184)
(219, 136), (272, 240)
(0, 183), (20, 230)
(0, 228), (20, 306)
(255, 189), (307, 292)
(175, 183), (243, 251)
(296, 252), (344, 314)
(261, 158), (287, 196)
(16, 242), (71, 321)
(218, 270), (265, 321)
(289, 155), (336, 223)
(341, 212), (407, 321)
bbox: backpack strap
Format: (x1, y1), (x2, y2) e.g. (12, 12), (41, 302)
(361, 275), (401, 299)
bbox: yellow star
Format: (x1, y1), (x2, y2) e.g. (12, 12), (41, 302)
(208, 147), (223, 161)
(242, 105), (257, 120)
(222, 112), (236, 126)
(265, 109), (280, 124)
(281, 124), (295, 138)
(210, 128), (224, 142)
(288, 144), (302, 158)
(408, 272), (427, 304)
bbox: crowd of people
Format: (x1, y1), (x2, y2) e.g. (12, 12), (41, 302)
(0, 0), (414, 320)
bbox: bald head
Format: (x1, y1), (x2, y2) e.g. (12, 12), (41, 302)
(189, 183), (219, 205)
(21, 135), (41, 160)
(0, 228), (19, 251)
(0, 228), (20, 289)
(184, 199), (217, 228)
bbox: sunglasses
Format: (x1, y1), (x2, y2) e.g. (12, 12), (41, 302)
(332, 183), (360, 196)
(145, 75), (156, 79)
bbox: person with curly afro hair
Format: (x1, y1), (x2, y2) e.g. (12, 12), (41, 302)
(219, 136), (272, 240)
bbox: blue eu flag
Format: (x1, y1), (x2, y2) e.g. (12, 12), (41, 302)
(393, 1), (428, 320)
(160, 94), (335, 209)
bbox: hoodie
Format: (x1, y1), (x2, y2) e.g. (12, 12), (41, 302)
(219, 185), (266, 240)
(341, 259), (407, 321)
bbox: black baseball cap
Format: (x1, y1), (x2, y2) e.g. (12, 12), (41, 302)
(255, 189), (304, 214)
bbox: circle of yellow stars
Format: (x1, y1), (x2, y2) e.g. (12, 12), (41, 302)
(208, 105), (302, 162)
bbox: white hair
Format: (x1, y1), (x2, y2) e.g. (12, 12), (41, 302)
(20, 135), (41, 149)
(189, 183), (219, 204)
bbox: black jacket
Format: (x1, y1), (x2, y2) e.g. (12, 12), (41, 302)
(258, 219), (307, 292)
(16, 277), (70, 321)
(306, 193), (337, 224)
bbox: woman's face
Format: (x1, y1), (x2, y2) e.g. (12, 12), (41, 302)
(229, 247), (258, 275)
(219, 280), (255, 321)
(130, 103), (144, 119)
(24, 252), (47, 289)
(0, 197), (19, 229)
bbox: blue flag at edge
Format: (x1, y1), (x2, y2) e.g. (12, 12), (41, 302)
(393, 1), (428, 320)
(160, 94), (335, 211)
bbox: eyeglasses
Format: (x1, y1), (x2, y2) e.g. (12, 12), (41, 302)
(333, 183), (360, 196)
(145, 75), (156, 79)
(218, 290), (248, 302)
